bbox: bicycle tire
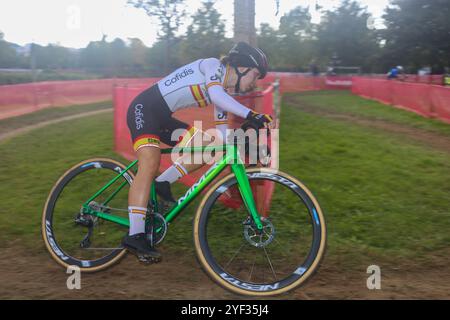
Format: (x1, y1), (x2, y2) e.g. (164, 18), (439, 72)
(42, 158), (133, 272)
(193, 168), (326, 296)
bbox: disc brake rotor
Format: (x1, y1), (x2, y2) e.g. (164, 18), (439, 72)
(243, 217), (275, 248)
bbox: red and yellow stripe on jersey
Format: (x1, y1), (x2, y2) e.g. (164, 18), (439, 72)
(190, 85), (208, 108)
(214, 120), (228, 126)
(133, 134), (160, 151)
(206, 81), (222, 89)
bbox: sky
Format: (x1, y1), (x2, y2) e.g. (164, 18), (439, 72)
(0, 0), (390, 48)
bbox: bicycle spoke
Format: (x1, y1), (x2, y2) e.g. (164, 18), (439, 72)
(196, 169), (326, 295)
(248, 255), (257, 282)
(44, 159), (132, 269)
(263, 246), (277, 281)
(224, 242), (246, 269)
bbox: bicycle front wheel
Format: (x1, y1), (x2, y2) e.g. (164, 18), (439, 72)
(193, 168), (326, 296)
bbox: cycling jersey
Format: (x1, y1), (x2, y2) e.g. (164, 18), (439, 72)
(127, 58), (252, 152)
(157, 58), (250, 118)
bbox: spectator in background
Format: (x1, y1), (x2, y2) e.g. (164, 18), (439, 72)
(309, 60), (320, 76)
(387, 65), (403, 80)
(326, 66), (336, 76)
(443, 67), (450, 87)
(444, 67), (450, 86)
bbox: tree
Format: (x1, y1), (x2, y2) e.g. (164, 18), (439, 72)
(257, 23), (281, 69)
(381, 0), (450, 73)
(129, 38), (149, 73)
(110, 38), (131, 74)
(0, 31), (20, 68)
(34, 44), (73, 69)
(80, 38), (110, 72)
(128, 0), (187, 71)
(277, 6), (314, 70)
(315, 0), (380, 72)
(180, 1), (231, 63)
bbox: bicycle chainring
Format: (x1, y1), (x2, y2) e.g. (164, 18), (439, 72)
(146, 212), (168, 246)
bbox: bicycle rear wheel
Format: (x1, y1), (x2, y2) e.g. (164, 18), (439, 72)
(42, 158), (133, 272)
(193, 168), (326, 296)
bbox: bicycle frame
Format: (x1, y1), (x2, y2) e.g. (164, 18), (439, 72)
(81, 144), (264, 230)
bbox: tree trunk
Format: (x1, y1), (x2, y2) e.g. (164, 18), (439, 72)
(233, 0), (257, 46)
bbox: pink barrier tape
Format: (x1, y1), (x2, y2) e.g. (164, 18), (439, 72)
(0, 73), (348, 121)
(364, 74), (444, 85)
(430, 85), (450, 123)
(352, 77), (450, 123)
(0, 78), (160, 120)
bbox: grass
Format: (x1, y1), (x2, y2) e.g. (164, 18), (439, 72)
(280, 91), (450, 266)
(0, 91), (449, 271)
(285, 90), (450, 137)
(0, 100), (112, 136)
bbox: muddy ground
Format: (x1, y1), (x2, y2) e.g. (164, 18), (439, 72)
(0, 243), (449, 300)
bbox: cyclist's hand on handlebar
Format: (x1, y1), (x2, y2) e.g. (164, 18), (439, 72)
(245, 111), (273, 130)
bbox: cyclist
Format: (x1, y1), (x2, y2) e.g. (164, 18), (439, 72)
(123, 42), (273, 262)
(387, 65), (403, 80)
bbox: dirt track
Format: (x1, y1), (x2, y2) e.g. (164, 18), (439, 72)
(0, 109), (112, 143)
(1, 243), (449, 300)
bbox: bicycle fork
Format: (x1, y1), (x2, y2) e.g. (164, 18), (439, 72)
(231, 162), (264, 231)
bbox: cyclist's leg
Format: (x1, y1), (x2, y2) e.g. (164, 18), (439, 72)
(158, 119), (219, 184)
(128, 147), (161, 210)
(124, 86), (165, 260)
(126, 87), (164, 234)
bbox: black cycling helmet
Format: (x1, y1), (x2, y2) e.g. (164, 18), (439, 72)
(228, 42), (269, 79)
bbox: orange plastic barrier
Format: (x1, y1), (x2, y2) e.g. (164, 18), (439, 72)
(352, 77), (450, 123)
(0, 78), (159, 120)
(430, 85), (450, 122)
(0, 73), (349, 120)
(405, 74), (444, 85)
(364, 74), (444, 85)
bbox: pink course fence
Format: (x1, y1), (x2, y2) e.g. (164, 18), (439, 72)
(352, 77), (450, 123)
(0, 73), (348, 121)
(1, 73), (448, 124)
(367, 74), (444, 85)
(0, 78), (159, 120)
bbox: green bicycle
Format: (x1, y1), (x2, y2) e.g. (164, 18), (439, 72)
(42, 143), (326, 296)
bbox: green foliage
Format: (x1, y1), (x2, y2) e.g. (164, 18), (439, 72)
(315, 0), (380, 72)
(257, 1), (382, 73)
(128, 0), (187, 73)
(179, 1), (232, 64)
(0, 34), (21, 68)
(381, 0), (450, 73)
(128, 0), (186, 41)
